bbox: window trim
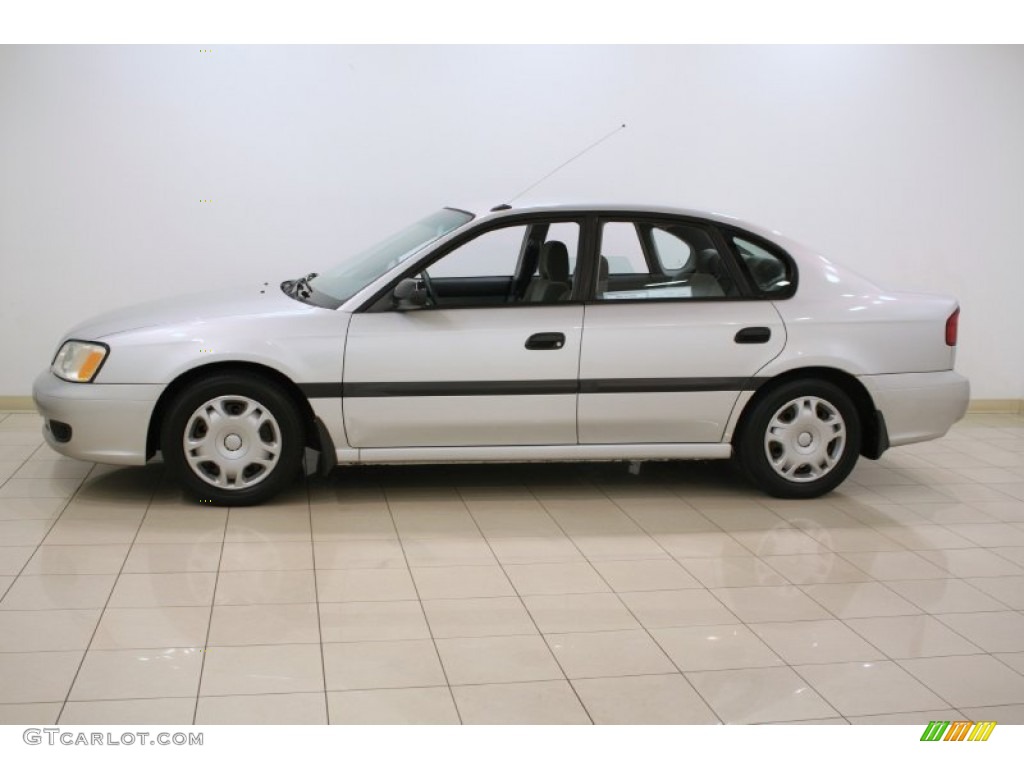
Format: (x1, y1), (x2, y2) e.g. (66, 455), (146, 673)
(356, 213), (588, 313)
(587, 215), (754, 304)
(354, 210), (800, 312)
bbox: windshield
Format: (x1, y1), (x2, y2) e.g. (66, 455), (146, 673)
(308, 208), (473, 306)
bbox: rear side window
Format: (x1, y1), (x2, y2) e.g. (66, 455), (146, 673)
(596, 220), (740, 300)
(731, 235), (794, 296)
(599, 222), (647, 275)
(650, 227), (692, 273)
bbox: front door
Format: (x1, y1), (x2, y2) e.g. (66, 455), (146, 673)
(343, 220), (585, 448)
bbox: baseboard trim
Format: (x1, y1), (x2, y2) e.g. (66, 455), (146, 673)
(968, 399), (1024, 415)
(0, 396), (35, 411)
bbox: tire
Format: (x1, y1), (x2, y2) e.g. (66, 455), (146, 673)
(735, 378), (861, 499)
(160, 373), (305, 506)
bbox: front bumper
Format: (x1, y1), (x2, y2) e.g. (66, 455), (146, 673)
(860, 370), (970, 448)
(32, 371), (163, 465)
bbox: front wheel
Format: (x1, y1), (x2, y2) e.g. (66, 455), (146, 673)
(160, 374), (305, 506)
(735, 379), (861, 499)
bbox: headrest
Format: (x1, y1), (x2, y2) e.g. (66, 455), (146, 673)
(750, 256), (785, 285)
(697, 248), (721, 270)
(540, 241), (570, 282)
(598, 256), (609, 280)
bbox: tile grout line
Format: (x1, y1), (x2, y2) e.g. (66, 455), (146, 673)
(786, 487), (983, 717)
(53, 464), (163, 725)
(596, 476), (978, 722)
(489, 471), (1020, 723)
(3, 411), (1023, 723)
(583, 479), (740, 723)
(188, 493), (231, 726)
(456, 479), (594, 724)
(381, 482), (464, 725)
(532, 474), (770, 721)
(303, 469), (332, 725)
(0, 441), (91, 605)
(713, 552), (962, 720)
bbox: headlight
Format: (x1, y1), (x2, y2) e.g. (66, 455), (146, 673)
(51, 340), (109, 383)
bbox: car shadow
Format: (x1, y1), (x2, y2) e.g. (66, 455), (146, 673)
(71, 462), (166, 505)
(312, 458), (759, 495)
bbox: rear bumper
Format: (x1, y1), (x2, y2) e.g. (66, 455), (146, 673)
(860, 370), (969, 448)
(32, 371), (162, 465)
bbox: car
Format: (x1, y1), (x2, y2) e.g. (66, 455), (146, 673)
(33, 202), (970, 505)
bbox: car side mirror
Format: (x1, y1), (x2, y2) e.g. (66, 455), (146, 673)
(393, 277), (427, 310)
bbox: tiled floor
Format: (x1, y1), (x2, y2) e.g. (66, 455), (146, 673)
(1, 409), (1024, 725)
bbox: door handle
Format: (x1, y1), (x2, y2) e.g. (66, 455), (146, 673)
(734, 327), (771, 344)
(525, 332), (566, 350)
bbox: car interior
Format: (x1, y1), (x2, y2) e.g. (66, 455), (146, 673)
(597, 221), (740, 300)
(732, 235), (792, 293)
(399, 222), (583, 309)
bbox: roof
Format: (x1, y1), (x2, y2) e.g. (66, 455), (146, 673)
(448, 200), (792, 246)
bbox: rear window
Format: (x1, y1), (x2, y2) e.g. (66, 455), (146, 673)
(731, 235), (794, 296)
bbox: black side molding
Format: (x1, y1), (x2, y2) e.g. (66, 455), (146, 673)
(579, 377), (769, 394)
(299, 377), (769, 399)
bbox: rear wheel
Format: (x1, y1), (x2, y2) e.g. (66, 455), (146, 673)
(736, 378), (860, 499)
(161, 374), (305, 506)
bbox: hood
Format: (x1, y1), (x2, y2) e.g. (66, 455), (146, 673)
(65, 282), (321, 341)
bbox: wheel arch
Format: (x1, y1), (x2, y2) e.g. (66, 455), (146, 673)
(146, 361), (319, 460)
(736, 367), (887, 460)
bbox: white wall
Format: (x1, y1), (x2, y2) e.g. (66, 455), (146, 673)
(2, 45), (1022, 398)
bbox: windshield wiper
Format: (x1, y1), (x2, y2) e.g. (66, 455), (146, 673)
(280, 272), (318, 302)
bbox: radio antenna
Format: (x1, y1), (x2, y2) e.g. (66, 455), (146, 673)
(504, 123), (627, 205)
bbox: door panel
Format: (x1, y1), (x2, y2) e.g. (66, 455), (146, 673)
(344, 306), (584, 447)
(577, 392), (743, 443)
(578, 302), (785, 443)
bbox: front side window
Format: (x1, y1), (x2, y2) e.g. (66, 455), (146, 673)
(538, 222), (580, 276)
(428, 225), (525, 279)
(409, 221), (581, 308)
(596, 220), (739, 301)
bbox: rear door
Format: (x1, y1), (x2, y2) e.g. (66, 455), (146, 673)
(578, 217), (785, 444)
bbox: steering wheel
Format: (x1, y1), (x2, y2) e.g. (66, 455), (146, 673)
(420, 270), (438, 307)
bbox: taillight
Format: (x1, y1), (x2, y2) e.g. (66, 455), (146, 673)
(945, 308), (960, 347)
